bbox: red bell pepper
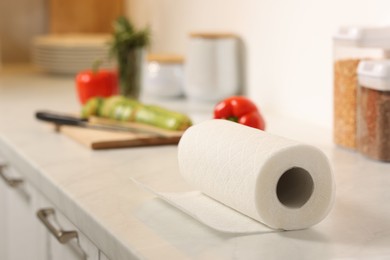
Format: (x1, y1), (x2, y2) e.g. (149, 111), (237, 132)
(213, 96), (266, 130)
(75, 63), (119, 105)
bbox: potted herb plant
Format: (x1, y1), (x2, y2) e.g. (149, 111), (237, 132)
(110, 16), (150, 99)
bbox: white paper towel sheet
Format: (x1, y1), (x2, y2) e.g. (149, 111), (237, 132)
(133, 119), (335, 233)
(132, 180), (273, 233)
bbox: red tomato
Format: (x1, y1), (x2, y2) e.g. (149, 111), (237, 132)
(214, 96), (266, 130)
(238, 111), (266, 130)
(75, 69), (119, 104)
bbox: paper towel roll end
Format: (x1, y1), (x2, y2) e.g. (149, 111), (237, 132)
(255, 144), (335, 230)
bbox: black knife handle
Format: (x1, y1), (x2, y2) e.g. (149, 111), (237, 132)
(35, 111), (86, 126)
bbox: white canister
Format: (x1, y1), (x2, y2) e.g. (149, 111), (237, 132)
(184, 33), (240, 101)
(144, 54), (184, 98)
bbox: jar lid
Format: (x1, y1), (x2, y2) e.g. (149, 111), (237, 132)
(189, 32), (237, 39)
(147, 54), (184, 64)
(333, 26), (390, 48)
(357, 60), (390, 91)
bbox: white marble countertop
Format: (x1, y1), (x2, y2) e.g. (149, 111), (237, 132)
(1, 65), (390, 259)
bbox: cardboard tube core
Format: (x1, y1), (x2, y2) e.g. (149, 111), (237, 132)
(276, 167), (314, 209)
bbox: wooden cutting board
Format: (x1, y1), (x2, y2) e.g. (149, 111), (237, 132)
(56, 123), (183, 150)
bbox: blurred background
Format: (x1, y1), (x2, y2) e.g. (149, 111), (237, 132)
(1, 0), (390, 128)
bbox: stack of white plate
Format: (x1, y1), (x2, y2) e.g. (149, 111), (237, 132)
(32, 34), (116, 74)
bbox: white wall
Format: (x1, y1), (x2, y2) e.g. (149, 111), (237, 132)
(126, 0), (390, 128)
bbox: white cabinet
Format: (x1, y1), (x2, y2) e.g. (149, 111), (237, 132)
(0, 158), (100, 260)
(0, 162), (46, 260)
(37, 196), (99, 260)
(0, 162), (8, 260)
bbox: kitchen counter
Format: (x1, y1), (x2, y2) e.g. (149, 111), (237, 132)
(1, 65), (390, 259)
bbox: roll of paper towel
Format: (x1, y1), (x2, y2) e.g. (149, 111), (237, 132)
(134, 119), (335, 233)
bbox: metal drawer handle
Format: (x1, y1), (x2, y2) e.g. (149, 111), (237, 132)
(0, 163), (23, 188)
(37, 208), (78, 244)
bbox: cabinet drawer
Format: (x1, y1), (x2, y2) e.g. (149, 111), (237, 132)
(0, 158), (46, 260)
(0, 153), (100, 260)
(37, 196), (100, 260)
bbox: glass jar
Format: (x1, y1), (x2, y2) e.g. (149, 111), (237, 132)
(333, 26), (390, 150)
(357, 60), (390, 161)
(144, 54), (184, 98)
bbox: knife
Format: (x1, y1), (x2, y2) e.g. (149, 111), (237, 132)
(35, 111), (164, 137)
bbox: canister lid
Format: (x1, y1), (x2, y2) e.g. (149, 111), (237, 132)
(147, 54), (184, 64)
(189, 32), (237, 39)
(333, 26), (390, 48)
(357, 60), (390, 91)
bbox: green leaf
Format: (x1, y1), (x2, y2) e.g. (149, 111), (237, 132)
(110, 16), (150, 57)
